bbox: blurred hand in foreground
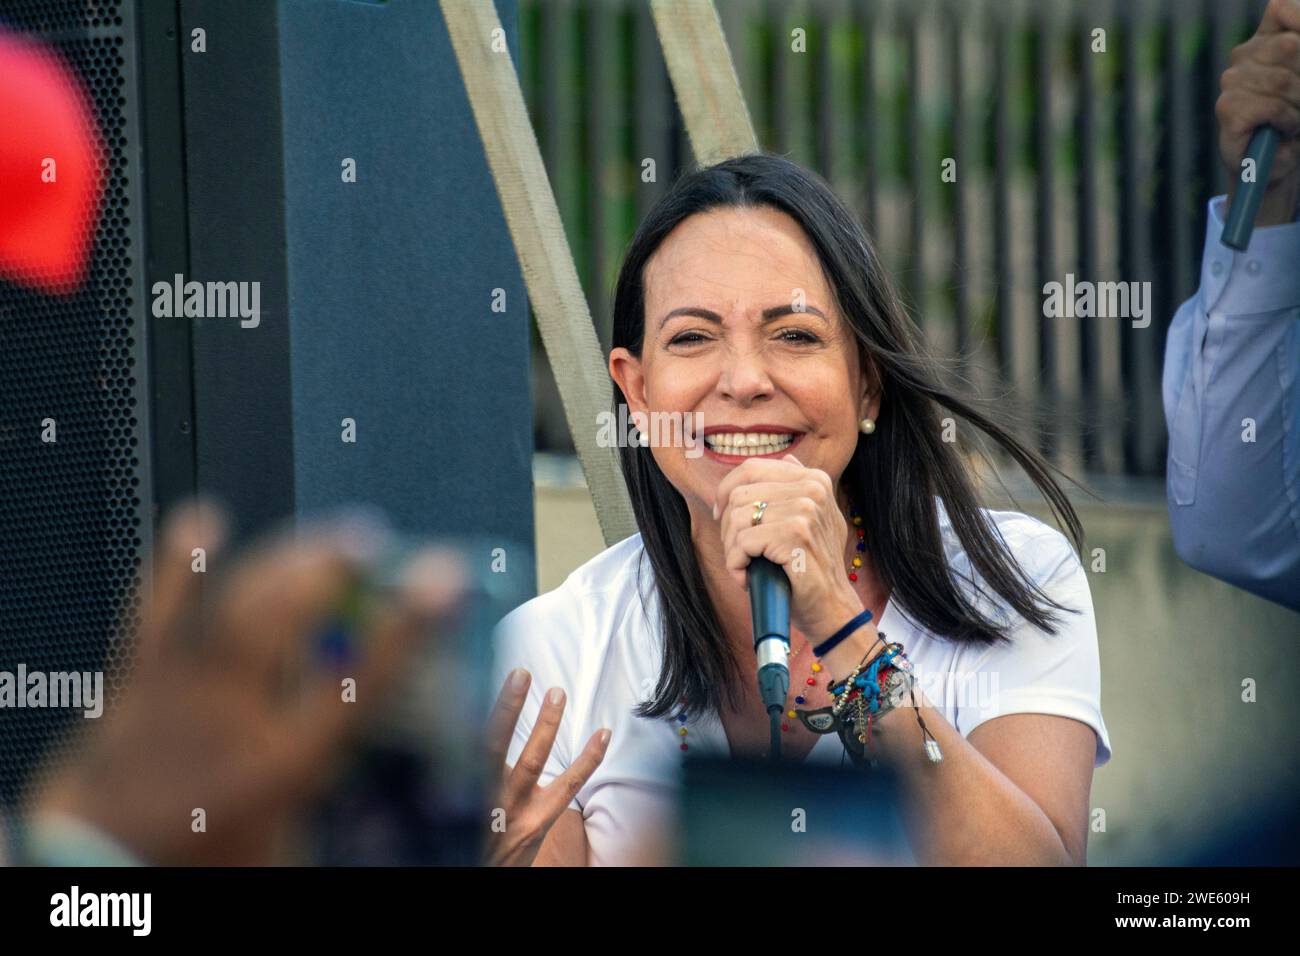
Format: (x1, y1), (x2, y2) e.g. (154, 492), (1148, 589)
(26, 499), (466, 866)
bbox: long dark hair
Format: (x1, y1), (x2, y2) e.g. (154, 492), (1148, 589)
(611, 153), (1083, 722)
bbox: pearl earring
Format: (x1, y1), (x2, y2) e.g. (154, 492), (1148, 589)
(859, 417), (875, 435)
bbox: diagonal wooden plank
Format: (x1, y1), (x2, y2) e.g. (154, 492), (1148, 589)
(649, 0), (759, 166)
(440, 0), (637, 547)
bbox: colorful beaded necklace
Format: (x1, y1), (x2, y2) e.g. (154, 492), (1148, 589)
(675, 501), (867, 753)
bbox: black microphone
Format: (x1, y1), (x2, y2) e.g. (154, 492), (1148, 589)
(747, 556), (791, 761)
(1222, 126), (1280, 251)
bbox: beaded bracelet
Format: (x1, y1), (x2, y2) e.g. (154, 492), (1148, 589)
(806, 638), (944, 767)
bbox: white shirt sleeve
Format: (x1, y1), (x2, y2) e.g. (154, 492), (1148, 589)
(489, 594), (584, 812)
(954, 525), (1112, 768)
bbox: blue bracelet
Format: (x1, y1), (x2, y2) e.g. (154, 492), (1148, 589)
(813, 607), (873, 659)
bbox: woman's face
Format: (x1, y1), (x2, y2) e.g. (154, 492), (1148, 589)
(609, 205), (879, 523)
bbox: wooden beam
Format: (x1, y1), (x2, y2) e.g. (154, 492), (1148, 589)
(440, 0), (638, 547)
(649, 0), (759, 166)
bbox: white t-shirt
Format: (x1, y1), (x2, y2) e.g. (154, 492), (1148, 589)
(491, 504), (1112, 866)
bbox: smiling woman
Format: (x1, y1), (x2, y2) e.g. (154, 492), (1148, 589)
(490, 152), (1111, 867)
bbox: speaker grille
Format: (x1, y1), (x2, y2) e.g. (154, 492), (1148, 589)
(0, 1), (148, 809)
(0, 0), (124, 32)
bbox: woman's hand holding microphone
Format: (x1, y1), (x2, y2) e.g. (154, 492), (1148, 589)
(712, 453), (884, 677)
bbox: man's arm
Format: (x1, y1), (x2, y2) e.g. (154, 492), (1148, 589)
(1163, 0), (1300, 612)
(1163, 197), (1300, 611)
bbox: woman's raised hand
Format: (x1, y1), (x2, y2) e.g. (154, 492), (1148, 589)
(483, 670), (610, 866)
(712, 453), (866, 644)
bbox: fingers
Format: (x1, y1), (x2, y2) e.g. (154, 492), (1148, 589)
(538, 728), (611, 821)
(263, 546), (469, 800)
(1258, 0), (1300, 36)
(504, 687), (567, 806)
(1223, 19), (1300, 139)
(207, 527), (365, 693)
(718, 483), (819, 550)
(1217, 86), (1300, 145)
(1223, 9), (1300, 135)
(716, 471), (839, 589)
(783, 454), (837, 502)
(714, 468), (831, 522)
(485, 668), (532, 773)
(711, 456), (807, 519)
(352, 546), (468, 693)
(1222, 61), (1300, 112)
(724, 520), (815, 588)
(717, 478), (831, 526)
(719, 480), (810, 523)
(134, 498), (228, 669)
(1232, 29), (1300, 71)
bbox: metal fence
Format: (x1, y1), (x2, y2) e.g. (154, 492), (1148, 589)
(518, 0), (1265, 478)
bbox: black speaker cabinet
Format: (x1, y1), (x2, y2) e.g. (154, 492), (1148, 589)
(0, 0), (532, 809)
